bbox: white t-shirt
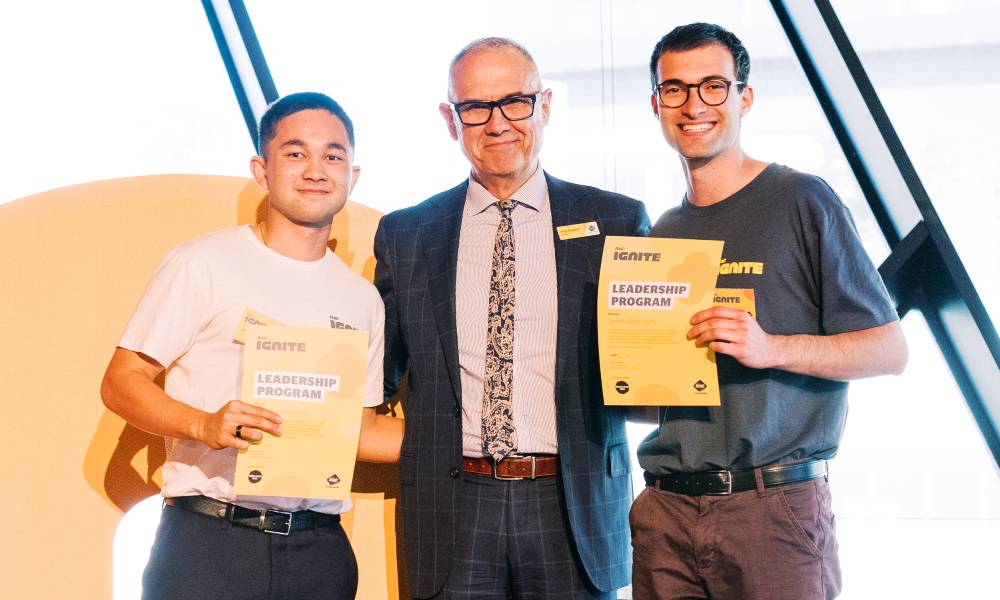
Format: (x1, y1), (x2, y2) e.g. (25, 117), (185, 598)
(120, 225), (384, 514)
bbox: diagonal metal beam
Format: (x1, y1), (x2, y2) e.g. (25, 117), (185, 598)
(202, 0), (279, 150)
(771, 0), (1000, 465)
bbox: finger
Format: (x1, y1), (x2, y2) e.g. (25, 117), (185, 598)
(220, 424), (252, 449)
(688, 316), (746, 339)
(687, 320), (720, 339)
(690, 306), (746, 324)
(235, 415), (283, 437)
(235, 426), (265, 443)
(714, 306), (751, 320)
(693, 332), (716, 347)
(231, 401), (283, 424)
(695, 327), (745, 347)
(689, 307), (716, 324)
(690, 320), (744, 343)
(221, 433), (250, 450)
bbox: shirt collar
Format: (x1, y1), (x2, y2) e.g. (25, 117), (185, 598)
(465, 164), (547, 216)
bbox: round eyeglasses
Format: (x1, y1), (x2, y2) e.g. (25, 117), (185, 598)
(654, 79), (744, 109)
(450, 92), (542, 126)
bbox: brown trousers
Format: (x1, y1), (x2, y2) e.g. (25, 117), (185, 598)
(630, 476), (841, 600)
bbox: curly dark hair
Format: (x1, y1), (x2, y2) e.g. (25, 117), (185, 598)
(649, 23), (750, 91)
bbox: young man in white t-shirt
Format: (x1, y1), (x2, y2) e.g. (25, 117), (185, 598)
(101, 92), (402, 600)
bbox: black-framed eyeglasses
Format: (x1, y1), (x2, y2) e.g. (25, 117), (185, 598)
(450, 92), (542, 126)
(654, 78), (744, 108)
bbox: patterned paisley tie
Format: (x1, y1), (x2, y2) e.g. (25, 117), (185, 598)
(482, 200), (517, 463)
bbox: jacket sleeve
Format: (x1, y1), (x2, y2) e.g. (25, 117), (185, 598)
(374, 216), (408, 401)
(631, 200), (652, 237)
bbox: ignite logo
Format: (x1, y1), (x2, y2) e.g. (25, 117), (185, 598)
(248, 470), (263, 484)
(613, 249), (661, 262)
(256, 339), (306, 352)
(326, 474), (341, 486)
(719, 258), (764, 275)
(329, 315), (357, 330)
(693, 380), (707, 392)
(615, 381), (630, 394)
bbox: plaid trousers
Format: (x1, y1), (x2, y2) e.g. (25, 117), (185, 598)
(434, 473), (614, 600)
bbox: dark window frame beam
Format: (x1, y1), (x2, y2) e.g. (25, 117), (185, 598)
(201, 0), (278, 150)
(770, 0), (1000, 465)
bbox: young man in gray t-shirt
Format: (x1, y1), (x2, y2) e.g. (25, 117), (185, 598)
(631, 23), (908, 600)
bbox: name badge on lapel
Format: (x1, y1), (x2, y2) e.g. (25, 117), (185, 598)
(557, 221), (600, 240)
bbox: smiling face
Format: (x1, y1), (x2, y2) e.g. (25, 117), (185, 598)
(439, 48), (551, 197)
(651, 43), (753, 167)
(250, 108), (360, 228)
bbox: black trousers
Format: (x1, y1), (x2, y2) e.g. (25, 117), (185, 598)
(142, 503), (358, 600)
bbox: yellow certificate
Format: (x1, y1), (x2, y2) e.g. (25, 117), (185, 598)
(235, 324), (368, 500)
(713, 288), (756, 318)
(598, 236), (724, 406)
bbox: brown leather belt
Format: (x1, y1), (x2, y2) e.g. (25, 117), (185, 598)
(463, 455), (559, 480)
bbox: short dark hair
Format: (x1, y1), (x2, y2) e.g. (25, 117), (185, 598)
(648, 23), (750, 91)
(257, 92), (355, 157)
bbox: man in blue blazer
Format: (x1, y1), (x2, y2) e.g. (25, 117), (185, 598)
(374, 37), (650, 599)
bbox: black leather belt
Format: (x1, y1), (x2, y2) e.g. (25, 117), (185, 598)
(165, 495), (340, 535)
(644, 459), (828, 496)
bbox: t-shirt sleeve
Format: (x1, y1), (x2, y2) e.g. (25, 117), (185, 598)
(812, 184), (899, 334)
(363, 290), (386, 408)
(118, 248), (209, 368)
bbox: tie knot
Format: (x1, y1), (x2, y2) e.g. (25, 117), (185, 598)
(497, 200), (517, 215)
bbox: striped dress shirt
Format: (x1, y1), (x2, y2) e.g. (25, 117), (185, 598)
(456, 166), (559, 456)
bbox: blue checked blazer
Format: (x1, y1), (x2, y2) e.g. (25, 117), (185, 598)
(374, 173), (651, 597)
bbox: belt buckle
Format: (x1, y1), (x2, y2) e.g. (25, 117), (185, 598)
(492, 456), (533, 481)
(260, 509), (293, 535)
(702, 470), (733, 495)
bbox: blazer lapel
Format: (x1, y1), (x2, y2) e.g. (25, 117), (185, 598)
(422, 181), (468, 405)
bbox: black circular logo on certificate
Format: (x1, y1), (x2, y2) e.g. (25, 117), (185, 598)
(326, 474), (341, 486)
(248, 470), (263, 484)
(693, 380), (707, 392)
(615, 381), (629, 394)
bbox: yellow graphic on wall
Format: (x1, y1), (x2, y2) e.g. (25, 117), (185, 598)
(598, 236), (723, 406)
(236, 324), (368, 500)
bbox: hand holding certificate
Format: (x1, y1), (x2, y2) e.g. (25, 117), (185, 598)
(235, 323), (368, 500)
(598, 236), (723, 406)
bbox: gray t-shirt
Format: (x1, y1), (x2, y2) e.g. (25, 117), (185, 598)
(637, 163), (898, 474)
